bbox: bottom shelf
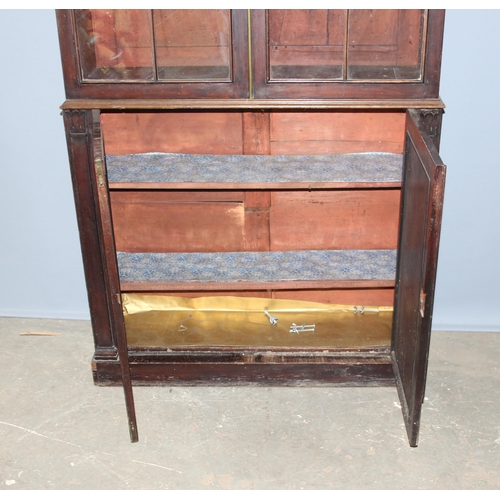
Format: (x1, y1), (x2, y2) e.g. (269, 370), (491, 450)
(122, 294), (393, 349)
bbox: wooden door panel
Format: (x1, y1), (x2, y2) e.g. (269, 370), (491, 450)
(392, 109), (446, 446)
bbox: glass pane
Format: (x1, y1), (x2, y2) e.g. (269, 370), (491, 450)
(74, 9), (154, 81)
(347, 10), (425, 81)
(154, 10), (232, 81)
(268, 10), (345, 81)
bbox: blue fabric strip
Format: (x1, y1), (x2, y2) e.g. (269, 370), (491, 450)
(117, 249), (397, 283)
(106, 152), (403, 185)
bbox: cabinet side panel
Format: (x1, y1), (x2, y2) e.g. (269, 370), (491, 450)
(62, 110), (116, 358)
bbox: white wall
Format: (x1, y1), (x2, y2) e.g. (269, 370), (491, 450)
(0, 9), (499, 331)
(0, 10), (89, 319)
(433, 9), (500, 331)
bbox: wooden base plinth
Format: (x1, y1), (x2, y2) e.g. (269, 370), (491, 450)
(92, 350), (395, 387)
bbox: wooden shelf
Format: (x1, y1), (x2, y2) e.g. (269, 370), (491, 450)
(117, 249), (397, 291)
(106, 152), (403, 190)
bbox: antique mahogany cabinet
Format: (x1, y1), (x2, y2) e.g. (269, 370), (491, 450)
(57, 9), (446, 446)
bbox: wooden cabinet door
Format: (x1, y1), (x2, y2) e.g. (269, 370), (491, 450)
(251, 9), (444, 100)
(392, 109), (446, 446)
(57, 9), (249, 99)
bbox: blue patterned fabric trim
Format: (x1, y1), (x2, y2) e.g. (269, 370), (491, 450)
(106, 152), (403, 184)
(117, 250), (397, 283)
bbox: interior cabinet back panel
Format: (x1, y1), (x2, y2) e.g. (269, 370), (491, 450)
(154, 10), (231, 81)
(101, 112), (244, 155)
(347, 10), (424, 79)
(273, 288), (394, 306)
(129, 288), (394, 306)
(268, 9), (345, 79)
(110, 191), (246, 253)
(270, 111), (405, 154)
(111, 189), (400, 254)
(134, 290), (274, 298)
(102, 111), (406, 156)
(270, 189), (400, 251)
(266, 10), (425, 82)
(75, 10), (155, 80)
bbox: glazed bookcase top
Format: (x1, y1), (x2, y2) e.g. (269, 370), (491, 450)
(56, 9), (445, 102)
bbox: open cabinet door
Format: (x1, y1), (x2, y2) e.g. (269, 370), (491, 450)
(392, 109), (446, 447)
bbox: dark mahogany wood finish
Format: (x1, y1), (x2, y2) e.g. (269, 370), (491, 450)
(57, 9), (447, 446)
(63, 109), (138, 441)
(94, 353), (395, 387)
(392, 109), (446, 447)
(63, 109), (117, 359)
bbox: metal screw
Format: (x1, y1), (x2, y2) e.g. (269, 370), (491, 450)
(264, 310), (278, 325)
(289, 323), (315, 334)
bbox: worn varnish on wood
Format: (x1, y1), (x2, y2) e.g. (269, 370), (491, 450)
(57, 9), (446, 447)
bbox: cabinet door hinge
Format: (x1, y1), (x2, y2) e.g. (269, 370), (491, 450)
(419, 290), (427, 318)
(95, 159), (105, 187)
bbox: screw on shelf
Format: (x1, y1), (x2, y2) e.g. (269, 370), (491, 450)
(264, 310), (278, 325)
(289, 323), (315, 334)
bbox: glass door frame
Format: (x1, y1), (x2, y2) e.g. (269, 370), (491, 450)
(250, 9), (445, 100)
(57, 9), (250, 100)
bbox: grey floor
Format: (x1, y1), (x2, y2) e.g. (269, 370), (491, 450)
(0, 316), (499, 490)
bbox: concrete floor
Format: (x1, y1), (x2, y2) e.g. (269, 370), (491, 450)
(0, 316), (499, 490)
